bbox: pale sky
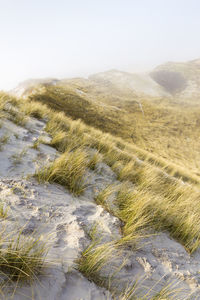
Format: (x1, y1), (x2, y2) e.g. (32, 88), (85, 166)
(0, 0), (200, 90)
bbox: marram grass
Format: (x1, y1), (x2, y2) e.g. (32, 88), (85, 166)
(0, 227), (47, 284)
(94, 184), (116, 209)
(77, 240), (119, 288)
(87, 151), (101, 170)
(35, 148), (89, 195)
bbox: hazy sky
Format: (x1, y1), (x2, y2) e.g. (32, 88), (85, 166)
(0, 0), (200, 90)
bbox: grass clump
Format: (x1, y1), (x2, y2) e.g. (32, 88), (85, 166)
(103, 149), (124, 167)
(0, 202), (9, 219)
(88, 151), (101, 170)
(116, 160), (143, 184)
(31, 139), (41, 150)
(45, 111), (70, 134)
(115, 184), (151, 245)
(35, 148), (88, 195)
(0, 93), (20, 113)
(21, 101), (48, 119)
(94, 184), (116, 211)
(31, 136), (48, 150)
(50, 130), (68, 152)
(77, 240), (118, 287)
(0, 231), (47, 283)
(48, 117), (90, 153)
(8, 110), (27, 126)
(117, 280), (180, 300)
(0, 134), (9, 150)
(115, 181), (200, 253)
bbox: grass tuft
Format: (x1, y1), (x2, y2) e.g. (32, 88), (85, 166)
(88, 151), (101, 170)
(0, 202), (9, 219)
(0, 229), (47, 283)
(35, 148), (88, 195)
(94, 184), (116, 211)
(77, 240), (118, 287)
(0, 134), (9, 151)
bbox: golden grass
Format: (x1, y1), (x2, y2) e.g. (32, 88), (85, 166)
(0, 225), (47, 295)
(0, 202), (9, 219)
(116, 179), (200, 253)
(20, 101), (48, 119)
(0, 134), (9, 151)
(94, 184), (115, 210)
(117, 279), (180, 300)
(9, 89), (199, 185)
(27, 85), (200, 177)
(115, 183), (150, 242)
(87, 151), (101, 170)
(115, 160), (143, 184)
(35, 148), (88, 195)
(77, 233), (179, 298)
(77, 240), (118, 287)
(0, 92), (20, 109)
(50, 130), (68, 152)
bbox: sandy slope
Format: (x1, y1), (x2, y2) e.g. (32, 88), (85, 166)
(1, 115), (200, 299)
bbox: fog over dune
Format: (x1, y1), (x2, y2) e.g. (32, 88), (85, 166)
(0, 0), (200, 90)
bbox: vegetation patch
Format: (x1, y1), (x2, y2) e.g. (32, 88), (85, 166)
(35, 148), (88, 195)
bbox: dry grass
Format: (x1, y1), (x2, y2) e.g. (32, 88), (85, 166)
(0, 202), (9, 219)
(35, 148), (88, 195)
(27, 85), (200, 179)
(77, 240), (118, 287)
(0, 225), (48, 298)
(115, 160), (143, 184)
(0, 134), (9, 151)
(116, 180), (200, 253)
(50, 130), (68, 152)
(21, 101), (48, 119)
(0, 94), (26, 126)
(117, 279), (181, 300)
(12, 89), (200, 185)
(94, 184), (116, 210)
(0, 232), (46, 282)
(115, 184), (150, 242)
(87, 151), (101, 170)
(77, 233), (179, 299)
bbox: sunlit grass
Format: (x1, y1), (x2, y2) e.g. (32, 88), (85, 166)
(87, 151), (101, 170)
(0, 224), (48, 297)
(116, 160), (143, 184)
(21, 101), (48, 120)
(116, 180), (200, 253)
(77, 240), (118, 287)
(0, 134), (9, 151)
(117, 279), (181, 300)
(35, 148), (88, 195)
(0, 202), (9, 219)
(94, 184), (116, 210)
